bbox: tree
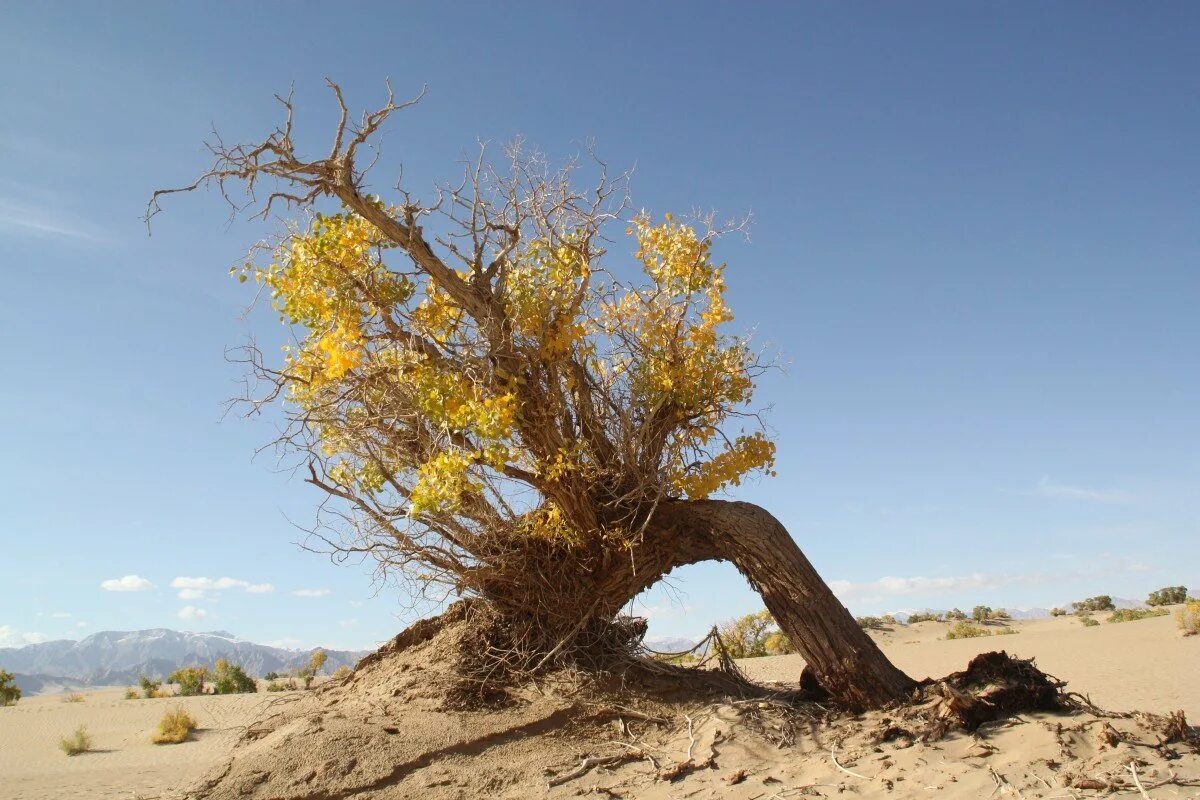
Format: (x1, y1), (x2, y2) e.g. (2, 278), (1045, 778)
(717, 610), (776, 659)
(971, 606), (993, 623)
(1073, 596), (1115, 614)
(150, 82), (915, 710)
(1147, 586), (1187, 606)
(213, 660), (257, 694)
(0, 670), (20, 707)
(168, 666), (208, 696)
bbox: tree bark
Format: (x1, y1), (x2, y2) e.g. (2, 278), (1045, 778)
(618, 500), (916, 710)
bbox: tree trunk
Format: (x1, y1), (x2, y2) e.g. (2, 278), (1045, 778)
(615, 500), (916, 710)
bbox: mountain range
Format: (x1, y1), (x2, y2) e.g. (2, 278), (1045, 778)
(0, 629), (369, 694)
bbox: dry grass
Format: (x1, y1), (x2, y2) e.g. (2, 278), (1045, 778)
(1177, 601), (1200, 636)
(58, 726), (92, 756)
(61, 693), (85, 703)
(151, 708), (198, 745)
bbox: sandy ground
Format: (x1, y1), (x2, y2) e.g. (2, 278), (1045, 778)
(0, 687), (303, 800)
(741, 611), (1199, 718)
(0, 610), (1195, 799)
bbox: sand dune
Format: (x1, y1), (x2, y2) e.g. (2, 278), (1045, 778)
(0, 610), (1195, 799)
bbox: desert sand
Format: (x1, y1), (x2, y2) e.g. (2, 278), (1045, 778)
(0, 610), (1196, 799)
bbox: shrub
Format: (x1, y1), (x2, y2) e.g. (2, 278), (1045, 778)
(1147, 586), (1188, 607)
(995, 627), (1019, 636)
(151, 709), (197, 744)
(945, 621), (990, 640)
(856, 616), (890, 631)
(61, 693), (85, 703)
(169, 666), (209, 696)
(298, 649), (329, 688)
(717, 610), (777, 658)
(0, 670), (21, 707)
(213, 660), (256, 695)
(59, 726), (92, 756)
(1080, 615), (1100, 627)
(138, 675), (162, 699)
(124, 687), (140, 700)
(1050, 608), (1067, 617)
(945, 608), (967, 620)
(992, 609), (1011, 620)
(971, 606), (993, 623)
(263, 672), (280, 681)
(906, 611), (941, 624)
(1108, 608), (1170, 624)
(1073, 596), (1115, 614)
(1177, 601), (1200, 636)
(331, 665), (353, 681)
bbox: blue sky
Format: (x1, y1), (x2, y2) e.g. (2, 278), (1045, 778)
(1, 3), (1197, 651)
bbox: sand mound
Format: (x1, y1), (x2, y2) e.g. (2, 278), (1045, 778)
(181, 613), (1200, 800)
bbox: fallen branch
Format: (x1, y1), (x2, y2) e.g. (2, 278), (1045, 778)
(547, 754), (634, 787)
(830, 747), (870, 780)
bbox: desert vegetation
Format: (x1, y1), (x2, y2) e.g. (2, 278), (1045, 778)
(60, 693), (84, 703)
(1176, 600), (1200, 636)
(1108, 608), (1170, 624)
(138, 676), (163, 699)
(149, 83), (917, 710)
(1080, 615), (1100, 627)
(58, 726), (91, 756)
(151, 709), (198, 745)
(1148, 585), (1189, 606)
(945, 621), (990, 639)
(0, 670), (19, 707)
(1073, 595), (1116, 614)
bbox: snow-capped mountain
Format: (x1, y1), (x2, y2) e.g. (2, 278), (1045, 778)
(0, 628), (368, 690)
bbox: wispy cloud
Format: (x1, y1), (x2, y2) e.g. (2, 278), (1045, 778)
(170, 576), (275, 600)
(0, 197), (109, 243)
(178, 605), (207, 621)
(1035, 477), (1134, 504)
(0, 625), (47, 647)
(100, 574), (154, 592)
(292, 588), (331, 598)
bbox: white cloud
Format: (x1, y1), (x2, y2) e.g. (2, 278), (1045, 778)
(292, 589), (331, 598)
(171, 577), (274, 599)
(0, 625), (47, 647)
(100, 575), (155, 592)
(1035, 477), (1134, 504)
(177, 606), (207, 621)
(268, 637), (303, 650)
(339, 619), (359, 629)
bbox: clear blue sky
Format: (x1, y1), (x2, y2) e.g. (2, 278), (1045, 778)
(2, 3), (1197, 651)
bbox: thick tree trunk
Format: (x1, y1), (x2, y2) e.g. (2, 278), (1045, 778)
(601, 499), (916, 710)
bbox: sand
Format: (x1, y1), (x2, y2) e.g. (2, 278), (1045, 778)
(0, 609), (1196, 799)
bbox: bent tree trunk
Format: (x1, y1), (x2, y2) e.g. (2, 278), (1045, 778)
(601, 500), (916, 711)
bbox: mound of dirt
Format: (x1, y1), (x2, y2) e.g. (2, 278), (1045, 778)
(180, 614), (1200, 800)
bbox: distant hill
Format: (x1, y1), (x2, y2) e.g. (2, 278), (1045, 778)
(0, 628), (369, 693)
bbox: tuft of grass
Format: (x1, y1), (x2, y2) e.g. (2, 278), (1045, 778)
(1177, 601), (1200, 636)
(995, 627), (1019, 636)
(124, 687), (140, 700)
(1108, 608), (1170, 624)
(1080, 615), (1100, 627)
(151, 708), (198, 745)
(59, 726), (92, 756)
(945, 621), (990, 640)
(61, 693), (85, 703)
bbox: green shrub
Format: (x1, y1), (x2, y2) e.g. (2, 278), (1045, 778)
(263, 671), (280, 681)
(906, 611), (941, 623)
(168, 666), (209, 696)
(971, 606), (993, 623)
(138, 675), (162, 699)
(1108, 608), (1170, 624)
(59, 726), (92, 756)
(945, 608), (967, 620)
(1147, 586), (1188, 606)
(995, 627), (1019, 636)
(856, 616), (890, 630)
(1073, 596), (1115, 614)
(1080, 615), (1100, 627)
(151, 709), (197, 744)
(992, 609), (1011, 620)
(213, 660), (256, 695)
(1050, 608), (1067, 617)
(945, 621), (990, 640)
(0, 670), (21, 707)
(1177, 601), (1200, 636)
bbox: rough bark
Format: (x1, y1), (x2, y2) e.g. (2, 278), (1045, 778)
(594, 500), (916, 710)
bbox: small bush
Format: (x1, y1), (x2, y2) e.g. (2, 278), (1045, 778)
(124, 687), (140, 700)
(331, 665), (353, 681)
(1177, 601), (1200, 636)
(213, 660), (256, 695)
(0, 670), (21, 707)
(945, 621), (990, 640)
(138, 675), (162, 699)
(169, 666), (209, 696)
(1108, 608), (1169, 624)
(945, 608), (967, 620)
(992, 609), (1011, 620)
(1147, 586), (1188, 607)
(971, 606), (992, 623)
(995, 627), (1019, 636)
(59, 726), (92, 756)
(1073, 595), (1115, 614)
(856, 616), (890, 630)
(906, 611), (941, 623)
(1080, 615), (1100, 627)
(263, 671), (280, 681)
(151, 709), (197, 744)
(1050, 608), (1067, 617)
(61, 693), (85, 703)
